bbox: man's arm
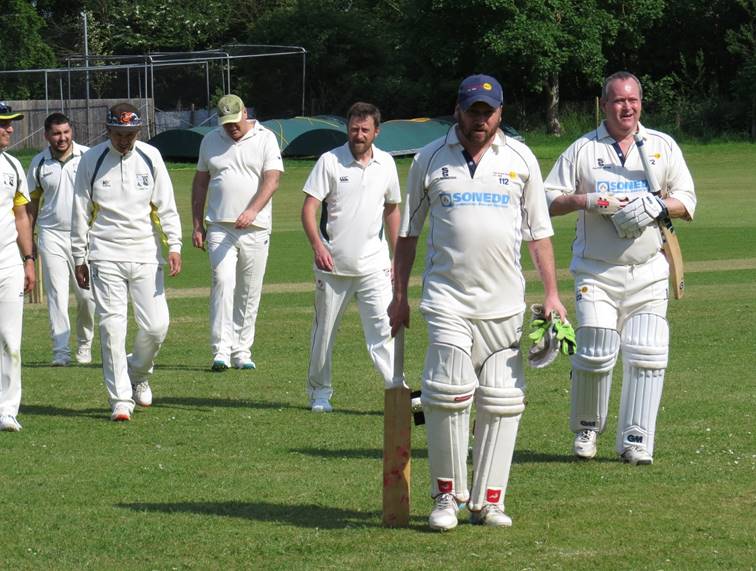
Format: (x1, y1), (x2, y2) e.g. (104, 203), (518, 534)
(14, 204), (36, 293)
(527, 237), (566, 321)
(235, 169), (282, 229)
(191, 170), (211, 250)
(388, 236), (419, 336)
(301, 194), (333, 271)
(383, 203), (400, 254)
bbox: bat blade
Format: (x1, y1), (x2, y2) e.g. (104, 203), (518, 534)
(383, 328), (411, 527)
(634, 133), (685, 299)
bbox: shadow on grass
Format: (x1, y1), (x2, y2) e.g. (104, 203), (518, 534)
(515, 449), (617, 464)
(153, 396), (291, 411)
(290, 447), (428, 460)
(117, 500), (430, 530)
(22, 404), (106, 419)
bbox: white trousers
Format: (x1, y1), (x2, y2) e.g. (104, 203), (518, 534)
(38, 228), (95, 359)
(207, 224), (269, 363)
(0, 265), (24, 416)
(307, 268), (396, 401)
(90, 261), (169, 410)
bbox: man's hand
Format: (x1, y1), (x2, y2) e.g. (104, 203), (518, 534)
(192, 225), (206, 250)
(312, 243), (334, 272)
(542, 292), (567, 323)
(168, 252), (182, 277)
(235, 207), (258, 229)
(611, 193), (667, 238)
(23, 258), (36, 294)
(585, 193), (628, 215)
(388, 296), (410, 337)
(75, 264), (90, 289)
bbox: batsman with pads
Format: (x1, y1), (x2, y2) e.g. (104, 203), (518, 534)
(389, 75), (567, 531)
(544, 71), (696, 465)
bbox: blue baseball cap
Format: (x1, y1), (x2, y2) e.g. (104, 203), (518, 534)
(106, 103), (143, 129)
(457, 75), (504, 110)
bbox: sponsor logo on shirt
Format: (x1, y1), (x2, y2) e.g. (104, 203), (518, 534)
(339, 176), (349, 182)
(593, 158), (613, 170)
(439, 190), (510, 208)
(595, 179), (648, 193)
(136, 174), (150, 188)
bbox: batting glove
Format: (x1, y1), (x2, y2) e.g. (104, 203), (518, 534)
(553, 319), (576, 355)
(611, 193), (668, 239)
(585, 193), (626, 215)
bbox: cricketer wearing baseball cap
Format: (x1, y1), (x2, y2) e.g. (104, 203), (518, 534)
(191, 94), (284, 372)
(389, 75), (567, 530)
(0, 101), (36, 432)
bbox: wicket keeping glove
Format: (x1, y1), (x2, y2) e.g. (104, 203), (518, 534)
(585, 193), (626, 215)
(611, 193), (668, 239)
(527, 304), (576, 368)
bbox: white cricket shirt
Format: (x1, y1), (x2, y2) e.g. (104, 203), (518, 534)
(27, 142), (89, 232)
(303, 142), (401, 276)
(401, 127), (553, 319)
(544, 122), (696, 266)
(0, 151), (30, 270)
(71, 140), (182, 265)
(197, 121), (284, 230)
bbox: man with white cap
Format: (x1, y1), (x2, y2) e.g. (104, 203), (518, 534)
(191, 94), (284, 371)
(389, 75), (567, 530)
(27, 112), (96, 367)
(0, 101), (36, 432)
(72, 103), (182, 422)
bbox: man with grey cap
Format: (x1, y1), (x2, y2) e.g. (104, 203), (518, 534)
(71, 102), (183, 422)
(191, 94), (284, 371)
(388, 75), (566, 530)
(0, 102), (36, 432)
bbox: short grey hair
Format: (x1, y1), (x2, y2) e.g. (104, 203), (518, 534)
(601, 71), (643, 101)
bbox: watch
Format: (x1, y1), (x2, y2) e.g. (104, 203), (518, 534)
(22, 254), (35, 262)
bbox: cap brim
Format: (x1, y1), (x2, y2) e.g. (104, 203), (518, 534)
(459, 95), (502, 111)
(218, 112), (243, 125)
(0, 113), (24, 121)
(106, 123), (142, 130)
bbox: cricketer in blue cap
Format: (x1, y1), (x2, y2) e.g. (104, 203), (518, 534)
(457, 74), (504, 111)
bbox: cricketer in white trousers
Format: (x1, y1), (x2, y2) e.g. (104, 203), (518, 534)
(90, 261), (170, 410)
(307, 267), (395, 401)
(38, 228), (95, 361)
(207, 223), (269, 365)
(0, 267), (24, 417)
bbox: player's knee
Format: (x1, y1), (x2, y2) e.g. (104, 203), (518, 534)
(621, 313), (669, 369)
(572, 327), (620, 373)
(421, 343), (476, 411)
(476, 385), (525, 416)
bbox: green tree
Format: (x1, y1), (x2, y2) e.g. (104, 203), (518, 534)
(726, 0), (756, 138)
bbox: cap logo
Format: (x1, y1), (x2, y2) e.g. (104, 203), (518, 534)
(483, 82), (493, 91)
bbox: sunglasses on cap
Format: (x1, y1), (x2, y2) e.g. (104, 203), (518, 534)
(106, 110), (143, 128)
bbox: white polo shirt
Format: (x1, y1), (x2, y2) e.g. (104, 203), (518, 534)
(197, 121), (284, 231)
(303, 142), (401, 276)
(71, 140), (182, 265)
(27, 142), (89, 232)
(544, 122), (696, 266)
(401, 127), (553, 320)
(0, 151), (30, 270)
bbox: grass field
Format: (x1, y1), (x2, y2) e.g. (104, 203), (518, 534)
(3, 139), (755, 570)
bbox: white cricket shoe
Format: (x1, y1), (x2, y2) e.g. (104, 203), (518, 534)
(232, 358), (256, 370)
(111, 403), (131, 422)
(75, 345), (93, 364)
(470, 504), (512, 528)
(0, 415), (22, 432)
(428, 493), (460, 531)
(621, 445), (653, 465)
(574, 429), (598, 459)
(311, 398), (333, 413)
(132, 381), (153, 407)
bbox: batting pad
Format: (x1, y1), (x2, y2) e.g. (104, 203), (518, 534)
(421, 343), (476, 501)
(570, 327), (620, 433)
(617, 313), (669, 455)
(470, 348), (524, 511)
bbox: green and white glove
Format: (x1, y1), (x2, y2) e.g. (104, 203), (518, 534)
(527, 304), (576, 368)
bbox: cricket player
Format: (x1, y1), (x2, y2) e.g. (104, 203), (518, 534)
(191, 94), (283, 371)
(388, 75), (567, 530)
(301, 102), (403, 413)
(27, 113), (96, 367)
(0, 101), (36, 432)
(71, 103), (182, 422)
(544, 71), (696, 464)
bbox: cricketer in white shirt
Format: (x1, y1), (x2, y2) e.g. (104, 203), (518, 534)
(28, 118), (96, 367)
(301, 106), (402, 411)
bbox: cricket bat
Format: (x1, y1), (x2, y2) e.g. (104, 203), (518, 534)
(634, 133), (685, 299)
(382, 327), (411, 527)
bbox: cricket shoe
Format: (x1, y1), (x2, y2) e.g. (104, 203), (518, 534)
(311, 398), (333, 413)
(0, 415), (22, 432)
(429, 493), (461, 531)
(232, 358), (256, 370)
(211, 359), (229, 372)
(574, 429), (598, 459)
(470, 504), (512, 528)
(132, 380), (153, 407)
(621, 445), (653, 465)
(111, 403), (132, 422)
(75, 345), (93, 364)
